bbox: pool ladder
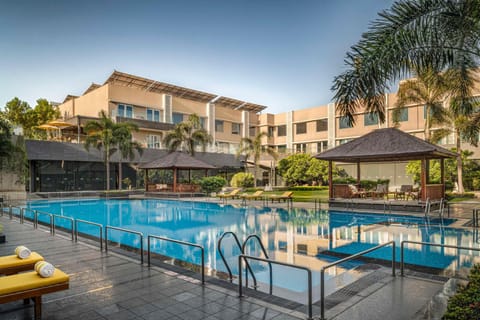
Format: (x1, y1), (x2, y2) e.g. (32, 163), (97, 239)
(218, 232), (273, 294)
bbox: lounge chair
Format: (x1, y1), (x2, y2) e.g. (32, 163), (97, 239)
(217, 189), (241, 200)
(268, 191), (293, 203)
(0, 252), (44, 275)
(240, 191), (264, 201)
(0, 269), (69, 319)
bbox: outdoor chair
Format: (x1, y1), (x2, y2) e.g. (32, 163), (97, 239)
(407, 188), (420, 200)
(268, 191), (293, 203)
(371, 184), (388, 199)
(0, 252), (44, 276)
(217, 189), (241, 200)
(394, 185), (413, 200)
(348, 184), (366, 198)
(0, 268), (69, 320)
(240, 190), (264, 201)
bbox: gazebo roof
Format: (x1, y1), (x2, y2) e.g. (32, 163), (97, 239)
(315, 128), (457, 162)
(139, 151), (216, 169)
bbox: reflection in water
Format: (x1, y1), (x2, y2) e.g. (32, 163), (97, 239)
(26, 199), (480, 299)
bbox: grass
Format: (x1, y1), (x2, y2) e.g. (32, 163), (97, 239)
(262, 189), (329, 202)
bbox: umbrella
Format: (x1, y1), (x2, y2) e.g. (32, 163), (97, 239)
(36, 124), (58, 131)
(47, 120), (73, 129)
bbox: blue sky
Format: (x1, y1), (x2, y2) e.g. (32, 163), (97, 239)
(0, 0), (395, 114)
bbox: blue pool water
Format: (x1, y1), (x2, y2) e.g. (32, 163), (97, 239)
(21, 199), (480, 296)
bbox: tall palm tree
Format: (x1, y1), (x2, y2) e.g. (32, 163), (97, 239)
(163, 114), (212, 155)
(237, 131), (278, 187)
(392, 67), (449, 142)
(114, 122), (143, 190)
(332, 0), (480, 126)
(84, 110), (117, 191)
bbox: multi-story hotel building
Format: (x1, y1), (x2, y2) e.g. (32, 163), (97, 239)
(45, 70), (479, 190)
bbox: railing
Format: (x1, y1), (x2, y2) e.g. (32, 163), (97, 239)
(238, 254), (313, 320)
(242, 234), (272, 294)
(473, 208), (480, 227)
(217, 232), (257, 288)
(320, 241), (396, 320)
(147, 235), (205, 284)
(400, 240), (480, 276)
(35, 210), (54, 234)
(75, 219), (103, 250)
(52, 214), (75, 240)
(105, 226), (144, 264)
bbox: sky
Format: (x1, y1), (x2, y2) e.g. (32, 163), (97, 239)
(0, 0), (395, 114)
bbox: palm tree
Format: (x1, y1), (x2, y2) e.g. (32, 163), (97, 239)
(392, 67), (449, 142)
(114, 122), (143, 190)
(163, 114), (212, 155)
(237, 131), (278, 187)
(84, 110), (118, 191)
(332, 0), (480, 126)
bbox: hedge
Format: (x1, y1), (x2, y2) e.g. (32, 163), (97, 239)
(443, 264), (480, 319)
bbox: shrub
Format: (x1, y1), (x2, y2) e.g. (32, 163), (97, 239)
(445, 192), (476, 200)
(230, 172), (254, 188)
(443, 264), (480, 320)
(198, 176), (226, 194)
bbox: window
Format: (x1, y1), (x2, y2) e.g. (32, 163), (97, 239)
(147, 135), (161, 149)
(215, 120), (224, 132)
(172, 112), (184, 124)
(146, 109), (160, 122)
(249, 126), (256, 137)
(317, 141), (328, 152)
(199, 117), (207, 129)
(424, 103), (442, 119)
(268, 126), (275, 137)
(277, 125), (286, 136)
(339, 116), (353, 129)
(296, 122), (307, 134)
(295, 143), (306, 153)
(396, 108), (408, 122)
(364, 112), (379, 126)
(231, 123), (240, 135)
(277, 145), (286, 153)
(316, 119), (328, 132)
(117, 104), (133, 118)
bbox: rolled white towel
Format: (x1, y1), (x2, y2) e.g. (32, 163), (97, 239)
(35, 261), (55, 278)
(15, 245), (31, 259)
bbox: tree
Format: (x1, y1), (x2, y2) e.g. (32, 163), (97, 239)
(0, 118), (14, 159)
(84, 111), (118, 191)
(236, 131), (277, 187)
(332, 0), (480, 126)
(392, 67), (449, 141)
(277, 153), (331, 186)
(1, 97), (60, 138)
(163, 114), (212, 155)
(114, 122), (143, 190)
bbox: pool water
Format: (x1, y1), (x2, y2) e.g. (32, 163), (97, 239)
(24, 199), (480, 300)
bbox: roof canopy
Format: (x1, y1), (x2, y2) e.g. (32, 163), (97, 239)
(139, 151), (216, 170)
(315, 128), (457, 163)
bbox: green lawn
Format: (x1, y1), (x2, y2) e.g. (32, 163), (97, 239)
(263, 189), (329, 202)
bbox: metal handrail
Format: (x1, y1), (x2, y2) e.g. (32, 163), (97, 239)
(320, 241), (396, 320)
(400, 240), (480, 276)
(238, 254), (313, 320)
(242, 234), (272, 295)
(35, 210), (54, 234)
(75, 219), (103, 251)
(217, 232), (258, 288)
(147, 235), (205, 284)
(52, 214), (75, 240)
(105, 226), (144, 264)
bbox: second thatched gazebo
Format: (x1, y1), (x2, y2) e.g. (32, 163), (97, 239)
(315, 128), (457, 201)
(139, 151), (216, 193)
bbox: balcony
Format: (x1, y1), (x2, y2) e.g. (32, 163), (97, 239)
(116, 117), (175, 131)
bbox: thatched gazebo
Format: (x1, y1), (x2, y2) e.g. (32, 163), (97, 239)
(139, 151), (216, 192)
(315, 128), (457, 201)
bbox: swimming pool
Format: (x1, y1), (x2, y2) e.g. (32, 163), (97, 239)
(23, 198), (480, 300)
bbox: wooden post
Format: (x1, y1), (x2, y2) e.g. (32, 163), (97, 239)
(420, 158), (427, 201)
(328, 161), (333, 199)
(144, 169), (148, 191)
(441, 158), (445, 199)
(173, 168), (177, 192)
(356, 161), (361, 186)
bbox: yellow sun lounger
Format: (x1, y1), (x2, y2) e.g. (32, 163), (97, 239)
(0, 269), (69, 320)
(0, 252), (44, 275)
